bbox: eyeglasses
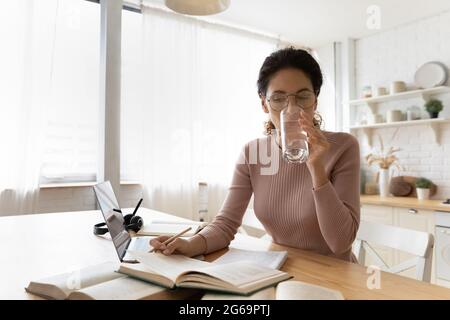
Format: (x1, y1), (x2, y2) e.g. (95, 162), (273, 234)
(266, 91), (316, 112)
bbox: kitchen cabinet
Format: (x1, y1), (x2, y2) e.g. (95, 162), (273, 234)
(360, 204), (438, 284)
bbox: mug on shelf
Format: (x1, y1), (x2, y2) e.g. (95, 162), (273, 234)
(362, 86), (372, 98)
(390, 81), (407, 94)
(386, 110), (404, 123)
(372, 86), (388, 97)
(406, 106), (422, 121)
(369, 113), (384, 124)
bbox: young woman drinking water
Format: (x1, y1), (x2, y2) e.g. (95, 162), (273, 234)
(150, 47), (360, 262)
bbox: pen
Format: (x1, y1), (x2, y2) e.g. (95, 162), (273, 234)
(149, 227), (192, 253)
(132, 198), (143, 217)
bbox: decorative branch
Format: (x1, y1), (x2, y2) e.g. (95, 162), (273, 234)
(365, 134), (401, 170)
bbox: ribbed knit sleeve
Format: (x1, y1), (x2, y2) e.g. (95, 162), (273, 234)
(312, 136), (361, 254)
(197, 145), (253, 254)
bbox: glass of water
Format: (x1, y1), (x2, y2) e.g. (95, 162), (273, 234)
(280, 108), (309, 164)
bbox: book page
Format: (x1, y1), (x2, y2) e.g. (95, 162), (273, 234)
(27, 261), (123, 299)
(213, 248), (288, 270)
(69, 277), (166, 300)
(276, 281), (344, 300)
(193, 262), (286, 287)
(202, 286), (276, 300)
(127, 250), (211, 281)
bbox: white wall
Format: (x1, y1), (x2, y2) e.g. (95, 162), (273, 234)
(314, 44), (337, 131)
(354, 10), (450, 199)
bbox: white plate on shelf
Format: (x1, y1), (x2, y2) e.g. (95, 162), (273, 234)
(414, 62), (448, 89)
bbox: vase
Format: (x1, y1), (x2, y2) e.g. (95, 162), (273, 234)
(416, 188), (430, 201)
(428, 112), (439, 119)
(378, 168), (390, 197)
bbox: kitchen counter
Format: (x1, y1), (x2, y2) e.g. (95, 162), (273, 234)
(360, 195), (450, 213)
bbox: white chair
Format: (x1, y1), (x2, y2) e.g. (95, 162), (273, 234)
(239, 208), (272, 241)
(353, 220), (434, 282)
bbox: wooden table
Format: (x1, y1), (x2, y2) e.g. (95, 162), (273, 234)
(1, 208), (450, 300)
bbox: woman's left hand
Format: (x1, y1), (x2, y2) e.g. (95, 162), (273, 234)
(299, 110), (330, 167)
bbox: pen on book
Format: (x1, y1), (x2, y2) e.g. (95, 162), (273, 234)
(149, 227), (192, 253)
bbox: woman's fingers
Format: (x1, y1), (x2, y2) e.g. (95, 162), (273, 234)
(300, 121), (325, 142)
(149, 235), (171, 250)
(299, 116), (315, 131)
(303, 125), (322, 141)
(162, 238), (186, 255)
(296, 111), (330, 164)
(308, 133), (328, 146)
(149, 235), (171, 246)
(299, 117), (311, 126)
(302, 125), (329, 153)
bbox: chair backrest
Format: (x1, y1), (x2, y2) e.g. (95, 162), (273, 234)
(353, 220), (434, 282)
(239, 208), (271, 240)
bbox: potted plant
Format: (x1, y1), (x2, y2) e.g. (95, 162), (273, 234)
(425, 99), (444, 119)
(415, 178), (432, 200)
(365, 135), (402, 198)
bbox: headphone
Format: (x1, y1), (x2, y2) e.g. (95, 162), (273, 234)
(93, 198), (144, 236)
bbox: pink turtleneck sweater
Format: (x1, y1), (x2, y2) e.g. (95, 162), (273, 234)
(198, 131), (361, 262)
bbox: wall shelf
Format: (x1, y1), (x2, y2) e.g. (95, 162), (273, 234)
(348, 86), (450, 115)
(350, 118), (450, 147)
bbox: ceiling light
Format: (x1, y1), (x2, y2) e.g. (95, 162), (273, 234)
(165, 0), (230, 16)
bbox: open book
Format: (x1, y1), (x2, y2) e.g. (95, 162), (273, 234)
(202, 280), (344, 300)
(118, 251), (292, 295)
(25, 261), (193, 300)
(136, 220), (208, 237)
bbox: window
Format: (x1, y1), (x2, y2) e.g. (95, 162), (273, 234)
(121, 9), (144, 182)
(120, 7), (278, 190)
(39, 0), (100, 183)
(0, 0), (101, 188)
(1, 0), (277, 188)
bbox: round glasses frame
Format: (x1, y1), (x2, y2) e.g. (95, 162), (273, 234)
(265, 92), (317, 112)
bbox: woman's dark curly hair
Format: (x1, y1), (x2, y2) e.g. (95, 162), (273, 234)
(257, 47), (324, 135)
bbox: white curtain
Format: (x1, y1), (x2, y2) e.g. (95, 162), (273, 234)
(0, 0), (99, 215)
(121, 7), (278, 220)
(0, 1), (53, 215)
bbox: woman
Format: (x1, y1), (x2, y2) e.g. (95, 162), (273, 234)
(150, 47), (360, 262)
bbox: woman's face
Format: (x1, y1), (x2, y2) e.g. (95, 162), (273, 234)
(261, 68), (317, 132)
